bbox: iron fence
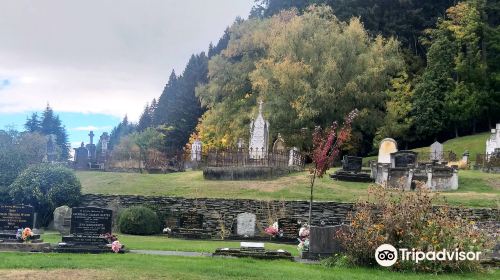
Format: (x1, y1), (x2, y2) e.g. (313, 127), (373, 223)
(203, 148), (304, 168)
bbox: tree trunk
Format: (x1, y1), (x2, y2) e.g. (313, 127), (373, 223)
(455, 125), (459, 138)
(308, 172), (316, 226)
(472, 119), (477, 134)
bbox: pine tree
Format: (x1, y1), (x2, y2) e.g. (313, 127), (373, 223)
(137, 103), (152, 132)
(24, 113), (41, 132)
(109, 115), (136, 150)
(33, 105), (70, 160)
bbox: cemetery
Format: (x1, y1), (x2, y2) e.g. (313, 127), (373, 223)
(1, 1), (500, 279)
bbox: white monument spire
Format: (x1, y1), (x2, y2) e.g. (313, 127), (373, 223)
(249, 100), (269, 159)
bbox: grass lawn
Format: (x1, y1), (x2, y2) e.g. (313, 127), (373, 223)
(0, 252), (497, 280)
(40, 231), (300, 256)
(77, 169), (499, 208)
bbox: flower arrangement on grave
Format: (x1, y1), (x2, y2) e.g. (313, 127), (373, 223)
(297, 223), (310, 252)
(101, 233), (118, 243)
(16, 227), (34, 242)
(264, 222), (281, 238)
(111, 240), (123, 253)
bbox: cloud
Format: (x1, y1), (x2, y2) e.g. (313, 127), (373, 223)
(71, 125), (113, 131)
(0, 0), (253, 121)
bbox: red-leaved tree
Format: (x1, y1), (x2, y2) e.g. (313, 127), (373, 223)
(308, 109), (358, 225)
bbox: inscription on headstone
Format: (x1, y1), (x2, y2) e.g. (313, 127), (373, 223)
(278, 218), (300, 240)
(391, 151), (417, 168)
(309, 226), (345, 256)
(236, 212), (256, 237)
(430, 141), (443, 161)
(0, 205), (33, 231)
(342, 156), (362, 172)
(179, 212), (203, 229)
(70, 207), (112, 236)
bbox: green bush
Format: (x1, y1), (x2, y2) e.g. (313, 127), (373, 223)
(119, 206), (161, 235)
(9, 164), (82, 227)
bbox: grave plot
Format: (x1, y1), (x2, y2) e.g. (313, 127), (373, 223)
(0, 204), (50, 252)
(213, 241), (293, 260)
(54, 206), (125, 253)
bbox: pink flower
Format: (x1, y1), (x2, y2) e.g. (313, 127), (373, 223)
(111, 241), (122, 253)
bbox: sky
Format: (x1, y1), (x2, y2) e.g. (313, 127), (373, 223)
(0, 0), (254, 147)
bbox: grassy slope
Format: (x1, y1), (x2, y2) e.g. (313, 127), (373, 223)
(363, 132), (490, 164)
(77, 169), (499, 208)
(0, 252), (497, 280)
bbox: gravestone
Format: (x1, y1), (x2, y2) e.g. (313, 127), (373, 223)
(179, 212), (204, 229)
(377, 138), (398, 164)
(331, 155), (372, 182)
(486, 123), (500, 155)
(342, 156), (362, 172)
(272, 133), (286, 153)
(304, 226), (345, 259)
(391, 151), (417, 168)
(74, 142), (89, 169)
(70, 207), (112, 236)
(288, 147), (301, 166)
(172, 211), (208, 239)
(86, 131), (97, 163)
(191, 139), (202, 161)
(0, 205), (48, 252)
(249, 100), (270, 159)
(278, 218), (300, 240)
(53, 206), (72, 235)
(55, 206), (118, 253)
(99, 132), (110, 165)
(236, 212), (256, 237)
(0, 204), (34, 232)
(430, 141), (443, 161)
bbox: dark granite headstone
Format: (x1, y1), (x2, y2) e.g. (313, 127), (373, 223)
(74, 142), (89, 169)
(70, 207), (112, 236)
(308, 226), (345, 258)
(0, 205), (34, 231)
(342, 156), (362, 172)
(179, 212), (203, 229)
(278, 218), (300, 240)
(391, 151), (417, 168)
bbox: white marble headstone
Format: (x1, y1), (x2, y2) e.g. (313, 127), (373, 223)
(191, 139), (202, 161)
(486, 123), (500, 155)
(377, 138), (398, 164)
(236, 212), (256, 237)
(430, 141), (443, 161)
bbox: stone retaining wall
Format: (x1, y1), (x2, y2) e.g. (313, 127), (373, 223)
(80, 194), (498, 238)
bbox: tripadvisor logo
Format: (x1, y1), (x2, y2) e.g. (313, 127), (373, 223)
(375, 244), (482, 267)
(375, 244), (398, 267)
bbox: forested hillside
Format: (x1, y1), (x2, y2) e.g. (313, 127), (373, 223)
(111, 0), (500, 156)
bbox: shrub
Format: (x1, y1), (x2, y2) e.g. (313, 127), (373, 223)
(337, 183), (493, 273)
(9, 164), (82, 227)
(119, 206), (161, 235)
